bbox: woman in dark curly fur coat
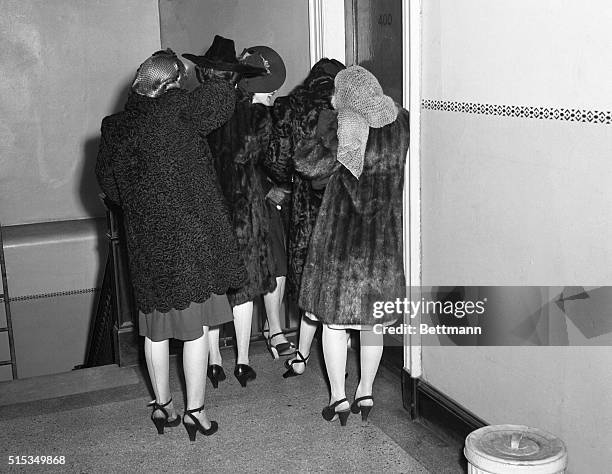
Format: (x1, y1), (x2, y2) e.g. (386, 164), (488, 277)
(297, 66), (409, 426)
(185, 37), (295, 388)
(95, 50), (245, 440)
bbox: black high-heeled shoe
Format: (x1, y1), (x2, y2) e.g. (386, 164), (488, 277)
(150, 398), (181, 434)
(351, 395), (374, 422)
(183, 405), (218, 441)
(207, 364), (226, 389)
(282, 351), (309, 378)
(234, 364), (256, 387)
(322, 398), (350, 426)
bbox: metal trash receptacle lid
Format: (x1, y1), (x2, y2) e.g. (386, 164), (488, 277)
(464, 425), (567, 474)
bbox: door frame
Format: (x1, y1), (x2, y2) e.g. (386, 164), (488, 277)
(308, 0), (422, 377)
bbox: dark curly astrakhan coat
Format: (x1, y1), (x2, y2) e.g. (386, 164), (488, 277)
(95, 78), (246, 314)
(207, 89), (278, 307)
(297, 108), (410, 326)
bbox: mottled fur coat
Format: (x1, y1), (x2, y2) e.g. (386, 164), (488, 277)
(207, 89), (278, 307)
(297, 108), (410, 326)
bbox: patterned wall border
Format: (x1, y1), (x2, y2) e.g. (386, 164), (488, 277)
(422, 99), (612, 125)
(9, 288), (100, 302)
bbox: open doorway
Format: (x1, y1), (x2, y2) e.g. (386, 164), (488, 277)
(346, 0), (405, 371)
(344, 0), (404, 104)
(311, 0), (422, 376)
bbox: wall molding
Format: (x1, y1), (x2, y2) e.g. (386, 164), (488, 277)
(404, 0), (423, 378)
(308, 0), (345, 67)
(308, 0), (324, 66)
(402, 369), (487, 446)
(422, 99), (612, 125)
(9, 288), (99, 302)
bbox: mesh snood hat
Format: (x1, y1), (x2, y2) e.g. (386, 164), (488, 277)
(333, 65), (398, 179)
(132, 49), (186, 98)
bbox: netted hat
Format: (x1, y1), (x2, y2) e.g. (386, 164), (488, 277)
(131, 49), (186, 98)
(333, 65), (397, 127)
(333, 65), (397, 179)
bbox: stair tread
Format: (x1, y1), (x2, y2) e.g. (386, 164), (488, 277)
(0, 365), (141, 406)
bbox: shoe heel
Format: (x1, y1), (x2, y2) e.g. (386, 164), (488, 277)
(360, 406), (372, 422)
(269, 346), (279, 360)
(150, 398), (177, 434)
(207, 365), (226, 389)
(234, 365), (255, 387)
(184, 422), (197, 442)
(152, 417), (165, 434)
(338, 410), (350, 426)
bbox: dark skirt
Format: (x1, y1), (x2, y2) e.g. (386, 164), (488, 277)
(139, 297), (233, 342)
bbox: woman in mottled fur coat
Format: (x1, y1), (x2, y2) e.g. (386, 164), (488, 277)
(297, 66), (409, 425)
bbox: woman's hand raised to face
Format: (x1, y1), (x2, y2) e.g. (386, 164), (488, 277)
(229, 72), (242, 86)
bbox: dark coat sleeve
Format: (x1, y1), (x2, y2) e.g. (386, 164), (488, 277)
(261, 97), (295, 184)
(95, 118), (121, 205)
(188, 77), (237, 135)
(234, 101), (272, 166)
(293, 109), (340, 182)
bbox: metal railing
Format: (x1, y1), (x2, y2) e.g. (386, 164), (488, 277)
(0, 222), (18, 379)
(85, 195), (299, 367)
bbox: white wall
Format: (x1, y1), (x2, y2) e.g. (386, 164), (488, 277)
(420, 1), (612, 472)
(423, 0), (612, 109)
(158, 0), (311, 97)
(0, 0), (160, 378)
(0, 0), (161, 226)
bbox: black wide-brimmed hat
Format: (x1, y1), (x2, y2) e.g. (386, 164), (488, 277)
(238, 45), (286, 93)
(183, 35), (267, 77)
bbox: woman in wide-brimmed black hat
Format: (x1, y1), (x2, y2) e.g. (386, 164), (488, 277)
(183, 36), (293, 389)
(183, 35), (268, 83)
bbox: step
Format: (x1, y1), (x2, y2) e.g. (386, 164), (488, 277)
(0, 364), (140, 406)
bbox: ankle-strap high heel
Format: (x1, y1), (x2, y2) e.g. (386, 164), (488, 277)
(283, 351), (309, 378)
(267, 331), (296, 359)
(262, 322), (296, 359)
(150, 398), (181, 434)
(322, 398), (350, 426)
(183, 405), (218, 441)
(351, 395), (374, 422)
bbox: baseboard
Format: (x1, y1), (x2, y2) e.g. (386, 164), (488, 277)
(380, 345), (404, 375)
(402, 369), (487, 446)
